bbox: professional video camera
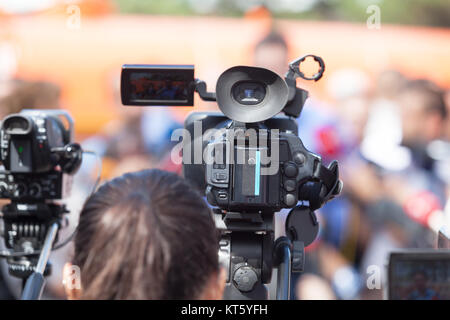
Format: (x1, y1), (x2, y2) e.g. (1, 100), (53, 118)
(0, 109), (82, 299)
(388, 250), (450, 300)
(121, 55), (342, 299)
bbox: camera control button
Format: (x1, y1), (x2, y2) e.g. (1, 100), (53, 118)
(284, 162), (298, 178)
(0, 182), (8, 195)
(284, 180), (296, 192)
(217, 191), (228, 200)
(29, 183), (41, 198)
(14, 183), (27, 198)
(293, 152), (306, 165)
(215, 173), (228, 181)
(284, 193), (296, 207)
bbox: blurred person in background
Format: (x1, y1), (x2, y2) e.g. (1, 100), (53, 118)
(300, 69), (375, 300)
(253, 30), (366, 300)
(0, 80), (61, 117)
(382, 80), (448, 220)
(253, 31), (288, 76)
(398, 80), (447, 170)
(295, 273), (336, 300)
(361, 70), (408, 171)
(81, 73), (183, 181)
(0, 35), (17, 106)
(398, 80), (448, 166)
(407, 270), (440, 300)
(444, 90), (450, 141)
(401, 80), (447, 139)
(63, 169), (225, 300)
(358, 78), (448, 298)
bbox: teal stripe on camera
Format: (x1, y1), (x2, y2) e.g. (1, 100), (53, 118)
(255, 151), (260, 196)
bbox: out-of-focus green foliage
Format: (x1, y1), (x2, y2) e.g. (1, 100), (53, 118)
(113, 0), (194, 16)
(314, 0), (450, 27)
(113, 0), (450, 28)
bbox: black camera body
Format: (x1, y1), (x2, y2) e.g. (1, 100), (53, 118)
(204, 128), (321, 212)
(182, 112), (325, 213)
(0, 110), (82, 201)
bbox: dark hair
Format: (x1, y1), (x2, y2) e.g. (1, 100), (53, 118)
(401, 79), (447, 120)
(0, 80), (60, 114)
(255, 31), (288, 52)
(73, 169), (219, 299)
(412, 269), (428, 279)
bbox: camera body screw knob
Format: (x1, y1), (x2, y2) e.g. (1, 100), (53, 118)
(293, 152), (306, 166)
(233, 264), (258, 292)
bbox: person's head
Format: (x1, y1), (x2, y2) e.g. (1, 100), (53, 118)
(338, 95), (370, 144)
(376, 70), (408, 100)
(412, 270), (428, 291)
(397, 79), (447, 147)
(0, 80), (61, 118)
(253, 31), (288, 76)
(64, 169), (225, 300)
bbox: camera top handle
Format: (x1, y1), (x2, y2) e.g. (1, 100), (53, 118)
(287, 55), (326, 82)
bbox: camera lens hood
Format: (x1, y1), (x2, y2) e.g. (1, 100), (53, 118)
(215, 66), (288, 123)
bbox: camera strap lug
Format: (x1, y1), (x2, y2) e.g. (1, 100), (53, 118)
(291, 240), (305, 272)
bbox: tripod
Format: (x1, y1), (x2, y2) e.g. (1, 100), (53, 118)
(215, 205), (319, 300)
(1, 202), (65, 300)
(21, 222), (59, 299)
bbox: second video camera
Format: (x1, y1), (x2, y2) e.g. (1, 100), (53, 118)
(0, 109), (82, 279)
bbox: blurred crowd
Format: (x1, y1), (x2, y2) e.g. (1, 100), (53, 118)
(247, 31), (449, 299)
(0, 28), (449, 300)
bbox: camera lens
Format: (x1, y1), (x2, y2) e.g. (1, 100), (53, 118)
(231, 81), (266, 105)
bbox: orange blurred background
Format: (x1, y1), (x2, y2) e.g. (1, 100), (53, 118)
(1, 2), (449, 136)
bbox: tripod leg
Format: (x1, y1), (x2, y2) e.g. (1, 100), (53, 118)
(21, 222), (59, 300)
(274, 237), (292, 300)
